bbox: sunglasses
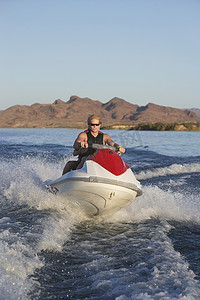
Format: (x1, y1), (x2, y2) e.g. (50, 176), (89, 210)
(90, 123), (100, 126)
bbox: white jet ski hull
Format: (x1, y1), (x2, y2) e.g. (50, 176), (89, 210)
(48, 179), (139, 216)
(45, 147), (142, 216)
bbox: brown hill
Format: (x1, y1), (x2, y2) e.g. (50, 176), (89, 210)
(0, 95), (199, 128)
(189, 108), (200, 117)
(132, 103), (199, 123)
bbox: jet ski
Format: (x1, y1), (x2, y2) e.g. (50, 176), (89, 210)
(45, 144), (142, 216)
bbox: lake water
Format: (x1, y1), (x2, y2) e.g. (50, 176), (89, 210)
(0, 129), (200, 299)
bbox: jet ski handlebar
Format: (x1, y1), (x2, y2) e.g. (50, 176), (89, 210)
(91, 143), (119, 152)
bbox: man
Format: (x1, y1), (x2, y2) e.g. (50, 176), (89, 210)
(62, 114), (125, 174)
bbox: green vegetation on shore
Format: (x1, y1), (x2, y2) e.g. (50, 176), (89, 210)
(103, 122), (200, 131)
(1, 122), (199, 131)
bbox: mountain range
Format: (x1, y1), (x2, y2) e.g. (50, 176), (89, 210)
(0, 95), (199, 128)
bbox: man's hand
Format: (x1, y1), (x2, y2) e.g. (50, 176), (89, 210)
(80, 141), (88, 148)
(118, 146), (126, 154)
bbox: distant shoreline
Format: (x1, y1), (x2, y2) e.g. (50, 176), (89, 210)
(103, 122), (200, 131)
(0, 122), (200, 131)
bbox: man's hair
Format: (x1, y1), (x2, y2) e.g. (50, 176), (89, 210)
(87, 114), (102, 125)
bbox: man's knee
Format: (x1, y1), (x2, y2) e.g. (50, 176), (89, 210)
(62, 160), (79, 175)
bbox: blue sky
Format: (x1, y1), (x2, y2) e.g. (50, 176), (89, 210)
(1, 0), (200, 110)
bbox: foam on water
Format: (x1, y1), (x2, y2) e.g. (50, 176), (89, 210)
(2, 156), (88, 248)
(49, 218), (200, 299)
(0, 156), (87, 299)
(137, 162), (200, 180)
(87, 221), (200, 299)
(1, 153), (200, 299)
(108, 185), (200, 225)
(0, 225), (43, 300)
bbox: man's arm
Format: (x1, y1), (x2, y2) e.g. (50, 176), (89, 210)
(103, 134), (126, 153)
(73, 132), (89, 156)
(73, 132), (88, 150)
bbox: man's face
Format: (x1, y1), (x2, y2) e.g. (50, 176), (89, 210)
(89, 118), (101, 133)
